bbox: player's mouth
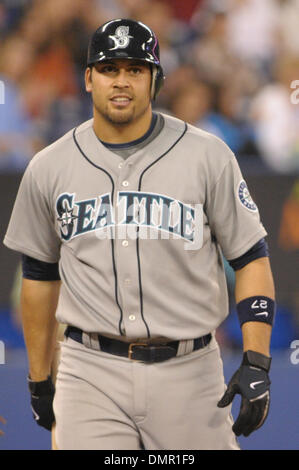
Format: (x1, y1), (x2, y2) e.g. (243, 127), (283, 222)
(110, 95), (132, 108)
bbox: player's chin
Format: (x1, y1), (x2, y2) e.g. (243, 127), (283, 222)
(107, 108), (135, 125)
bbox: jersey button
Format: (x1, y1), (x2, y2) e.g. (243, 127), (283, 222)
(118, 162), (123, 169)
(122, 180), (129, 187)
(129, 315), (136, 321)
(124, 278), (131, 285)
(122, 240), (129, 247)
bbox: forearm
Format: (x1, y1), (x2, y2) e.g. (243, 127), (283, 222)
(241, 322), (271, 356)
(235, 257), (275, 357)
(21, 278), (61, 381)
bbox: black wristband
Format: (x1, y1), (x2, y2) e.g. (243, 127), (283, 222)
(28, 376), (54, 396)
(236, 296), (276, 326)
(242, 350), (272, 372)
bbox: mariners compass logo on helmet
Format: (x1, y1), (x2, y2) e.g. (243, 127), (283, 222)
(109, 26), (133, 50)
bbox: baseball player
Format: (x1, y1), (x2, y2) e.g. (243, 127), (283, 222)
(4, 19), (275, 450)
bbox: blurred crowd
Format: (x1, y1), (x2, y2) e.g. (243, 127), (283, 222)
(0, 0), (299, 173)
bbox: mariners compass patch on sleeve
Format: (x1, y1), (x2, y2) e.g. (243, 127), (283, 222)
(238, 180), (258, 212)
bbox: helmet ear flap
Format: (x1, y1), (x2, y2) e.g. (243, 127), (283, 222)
(151, 65), (165, 100)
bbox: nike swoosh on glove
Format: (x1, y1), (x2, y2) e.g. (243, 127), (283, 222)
(217, 350), (271, 437)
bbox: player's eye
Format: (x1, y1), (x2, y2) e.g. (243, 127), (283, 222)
(100, 65), (117, 74)
(129, 67), (142, 75)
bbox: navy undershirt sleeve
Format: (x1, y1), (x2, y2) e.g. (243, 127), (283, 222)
(228, 238), (269, 271)
(22, 254), (61, 281)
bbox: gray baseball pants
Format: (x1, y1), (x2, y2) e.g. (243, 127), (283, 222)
(53, 335), (239, 450)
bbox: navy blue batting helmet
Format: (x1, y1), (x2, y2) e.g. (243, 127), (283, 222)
(87, 19), (165, 99)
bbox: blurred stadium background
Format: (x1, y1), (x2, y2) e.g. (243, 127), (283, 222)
(0, 0), (298, 450)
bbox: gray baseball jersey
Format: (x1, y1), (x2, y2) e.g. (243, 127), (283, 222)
(4, 113), (266, 341)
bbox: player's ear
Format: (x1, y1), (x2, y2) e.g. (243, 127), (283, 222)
(85, 66), (93, 93)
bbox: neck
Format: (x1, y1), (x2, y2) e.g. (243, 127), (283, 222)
(92, 106), (153, 144)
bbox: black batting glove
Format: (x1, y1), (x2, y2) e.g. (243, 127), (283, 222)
(217, 350), (271, 437)
(28, 375), (55, 431)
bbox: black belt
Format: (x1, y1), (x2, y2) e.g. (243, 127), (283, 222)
(65, 326), (212, 363)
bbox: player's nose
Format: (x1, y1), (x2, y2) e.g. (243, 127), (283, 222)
(113, 69), (130, 88)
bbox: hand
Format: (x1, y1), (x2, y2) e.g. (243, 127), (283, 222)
(0, 416), (6, 436)
(217, 350), (271, 437)
(28, 376), (55, 431)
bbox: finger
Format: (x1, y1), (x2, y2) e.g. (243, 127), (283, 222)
(217, 385), (237, 408)
(232, 397), (252, 436)
(242, 400), (261, 437)
(240, 393), (270, 437)
(250, 393), (270, 433)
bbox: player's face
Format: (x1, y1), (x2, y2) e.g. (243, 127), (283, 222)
(85, 59), (152, 126)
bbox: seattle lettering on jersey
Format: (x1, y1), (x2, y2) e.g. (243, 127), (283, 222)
(56, 191), (202, 246)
